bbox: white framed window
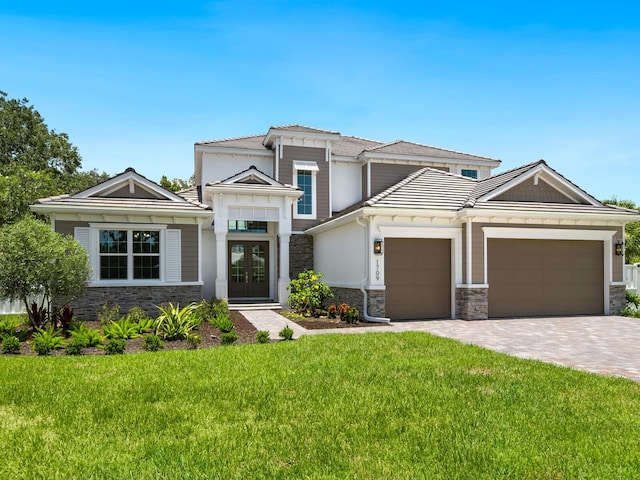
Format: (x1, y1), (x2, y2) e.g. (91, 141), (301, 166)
(293, 161), (318, 219)
(76, 224), (182, 284)
(461, 169), (478, 179)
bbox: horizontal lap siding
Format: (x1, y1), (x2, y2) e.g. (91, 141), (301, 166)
(281, 146), (329, 231)
(55, 220), (89, 237)
(370, 164), (422, 197)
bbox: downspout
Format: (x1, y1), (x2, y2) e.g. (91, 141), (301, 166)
(356, 216), (391, 323)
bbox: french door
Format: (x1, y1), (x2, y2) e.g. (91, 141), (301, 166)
(228, 241), (269, 298)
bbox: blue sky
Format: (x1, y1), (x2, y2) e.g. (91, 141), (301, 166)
(2, 1), (639, 202)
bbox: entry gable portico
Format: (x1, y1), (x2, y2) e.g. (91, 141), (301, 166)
(205, 166), (303, 305)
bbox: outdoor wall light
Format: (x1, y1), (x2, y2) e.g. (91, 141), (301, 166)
(615, 240), (624, 256)
(374, 239), (383, 255)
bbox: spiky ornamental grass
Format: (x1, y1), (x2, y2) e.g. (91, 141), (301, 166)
(0, 332), (639, 479)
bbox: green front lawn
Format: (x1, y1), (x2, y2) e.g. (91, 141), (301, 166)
(1, 332), (638, 479)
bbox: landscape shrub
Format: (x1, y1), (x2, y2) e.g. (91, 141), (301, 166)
(103, 317), (141, 340)
(256, 330), (270, 343)
(186, 334), (201, 349)
(69, 322), (105, 347)
(201, 298), (230, 325)
(134, 317), (154, 334)
(104, 339), (126, 355)
(31, 326), (64, 355)
(213, 315), (234, 333)
(97, 303), (120, 326)
(220, 331), (238, 345)
(621, 290), (640, 317)
(0, 314), (25, 338)
(1, 335), (20, 354)
(338, 303), (360, 324)
(55, 304), (75, 333)
(154, 303), (199, 340)
(327, 304), (338, 319)
(142, 334), (164, 352)
(279, 325), (294, 341)
(288, 270), (333, 316)
(126, 306), (149, 323)
(64, 339), (84, 356)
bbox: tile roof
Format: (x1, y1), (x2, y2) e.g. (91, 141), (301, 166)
(195, 134), (266, 149)
(331, 135), (383, 156)
(194, 126), (498, 163)
(467, 159), (545, 204)
(365, 168), (476, 210)
(363, 140), (499, 162)
(267, 124), (340, 135)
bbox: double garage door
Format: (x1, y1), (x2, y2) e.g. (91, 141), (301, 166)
(488, 239), (604, 317)
(384, 237), (604, 320)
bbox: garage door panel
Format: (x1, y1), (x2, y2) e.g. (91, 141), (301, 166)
(385, 238), (451, 320)
(488, 239), (603, 317)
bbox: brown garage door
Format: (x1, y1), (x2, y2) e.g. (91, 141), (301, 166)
(488, 239), (604, 317)
(385, 238), (451, 320)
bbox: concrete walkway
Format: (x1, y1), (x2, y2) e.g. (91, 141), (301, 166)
(241, 310), (640, 382)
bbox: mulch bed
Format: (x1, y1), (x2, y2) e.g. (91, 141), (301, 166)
(282, 312), (389, 330)
(13, 310), (258, 356)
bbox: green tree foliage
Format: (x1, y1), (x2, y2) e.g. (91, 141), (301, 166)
(0, 91), (109, 224)
(0, 91), (80, 175)
(0, 217), (91, 328)
(159, 174), (195, 192)
(603, 197), (640, 263)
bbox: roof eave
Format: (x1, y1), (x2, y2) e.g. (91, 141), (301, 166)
(30, 203), (213, 217)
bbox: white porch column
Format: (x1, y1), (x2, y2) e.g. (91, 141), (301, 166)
(214, 222), (228, 300)
(278, 233), (291, 308)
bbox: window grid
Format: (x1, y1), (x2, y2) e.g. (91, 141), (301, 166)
(461, 169), (478, 179)
(297, 171), (313, 215)
(99, 229), (161, 280)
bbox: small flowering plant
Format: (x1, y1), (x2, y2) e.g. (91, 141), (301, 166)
(337, 303), (359, 324)
(288, 270), (333, 316)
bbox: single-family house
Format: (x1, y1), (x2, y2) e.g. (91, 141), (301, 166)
(32, 125), (640, 321)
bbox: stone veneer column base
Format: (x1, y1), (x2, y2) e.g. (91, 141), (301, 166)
(456, 286), (489, 320)
(330, 287), (386, 321)
(69, 285), (203, 320)
(609, 284), (627, 315)
(289, 234), (314, 280)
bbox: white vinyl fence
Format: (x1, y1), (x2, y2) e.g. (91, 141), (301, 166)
(0, 298), (26, 315)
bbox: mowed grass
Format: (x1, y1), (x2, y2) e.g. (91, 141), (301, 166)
(1, 332), (639, 479)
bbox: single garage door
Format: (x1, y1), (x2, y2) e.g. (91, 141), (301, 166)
(385, 238), (451, 320)
(488, 239), (604, 317)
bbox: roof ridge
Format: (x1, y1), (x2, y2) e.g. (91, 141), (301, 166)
(337, 134), (385, 145)
(362, 139), (403, 152)
(479, 159), (545, 183)
(195, 133), (266, 146)
(268, 124), (340, 134)
(363, 138), (499, 161)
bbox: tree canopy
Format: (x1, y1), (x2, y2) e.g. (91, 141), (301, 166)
(0, 217), (91, 328)
(159, 174), (195, 192)
(603, 197), (640, 264)
(0, 91), (109, 224)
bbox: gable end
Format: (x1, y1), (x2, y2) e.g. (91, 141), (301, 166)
(491, 177), (583, 204)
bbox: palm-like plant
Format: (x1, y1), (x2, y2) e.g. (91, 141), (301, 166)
(154, 303), (200, 340)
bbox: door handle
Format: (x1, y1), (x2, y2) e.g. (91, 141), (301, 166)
(245, 272), (248, 284)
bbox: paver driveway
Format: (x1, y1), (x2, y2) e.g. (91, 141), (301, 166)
(399, 316), (640, 382)
(243, 311), (640, 382)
